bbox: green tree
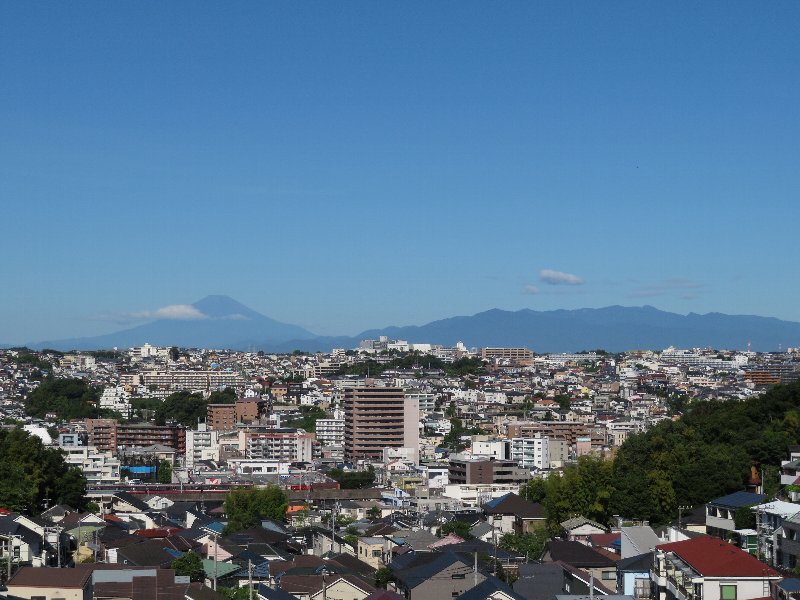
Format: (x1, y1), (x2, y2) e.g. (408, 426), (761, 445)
(441, 520), (473, 539)
(499, 530), (548, 560)
(157, 460), (173, 484)
(519, 478), (546, 503)
(329, 467), (375, 489)
(734, 505), (757, 530)
(24, 377), (101, 420)
(367, 506), (381, 520)
(155, 391), (207, 426)
(0, 428), (87, 513)
(224, 486), (288, 534)
(208, 387), (237, 404)
(171, 550), (205, 582)
(375, 566), (393, 589)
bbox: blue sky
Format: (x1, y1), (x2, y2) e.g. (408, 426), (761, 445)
(2, 2), (799, 342)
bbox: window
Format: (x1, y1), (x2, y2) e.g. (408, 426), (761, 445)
(372, 550), (382, 557)
(452, 574), (466, 579)
(721, 585), (737, 600)
(602, 571), (615, 580)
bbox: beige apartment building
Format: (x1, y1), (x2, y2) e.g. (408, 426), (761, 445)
(344, 386), (418, 462)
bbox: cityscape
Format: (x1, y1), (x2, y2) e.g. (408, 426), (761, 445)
(2, 2), (800, 600)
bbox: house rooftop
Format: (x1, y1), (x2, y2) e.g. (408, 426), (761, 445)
(656, 535), (780, 578)
(708, 491), (766, 510)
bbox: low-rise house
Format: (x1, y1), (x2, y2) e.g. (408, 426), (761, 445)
(358, 536), (385, 568)
(7, 565), (93, 600)
(483, 493), (546, 535)
(561, 516), (607, 543)
(751, 500), (800, 568)
(652, 535), (781, 600)
(616, 553), (652, 600)
(457, 576), (527, 600)
(392, 551), (488, 600)
(279, 573), (376, 600)
(620, 526), (661, 559)
(705, 492), (765, 539)
(543, 540), (618, 587)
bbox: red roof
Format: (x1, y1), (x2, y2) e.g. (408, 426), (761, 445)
(657, 536), (779, 577)
(133, 527), (183, 538)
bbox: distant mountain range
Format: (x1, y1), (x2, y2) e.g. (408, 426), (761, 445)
(21, 295), (800, 353)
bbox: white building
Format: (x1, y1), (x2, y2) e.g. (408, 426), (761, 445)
(185, 423), (220, 469)
(472, 438), (509, 460)
(443, 483), (520, 507)
(510, 436), (550, 470)
(99, 386), (131, 419)
(316, 419), (345, 447)
(62, 446), (121, 485)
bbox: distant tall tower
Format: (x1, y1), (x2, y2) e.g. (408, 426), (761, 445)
(344, 386), (418, 463)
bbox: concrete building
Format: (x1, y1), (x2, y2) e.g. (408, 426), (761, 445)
(448, 458), (530, 486)
(185, 423), (220, 469)
(207, 403), (236, 431)
(344, 387), (419, 463)
(62, 446), (121, 485)
(316, 419), (346, 447)
(510, 436), (550, 470)
(239, 427), (314, 462)
(85, 419), (186, 455)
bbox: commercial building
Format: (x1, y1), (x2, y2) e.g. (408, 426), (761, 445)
(344, 386), (419, 462)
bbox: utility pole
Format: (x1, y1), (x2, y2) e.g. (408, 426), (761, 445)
(213, 532), (218, 590)
(248, 559), (254, 600)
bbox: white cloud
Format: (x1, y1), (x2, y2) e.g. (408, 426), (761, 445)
(89, 303), (209, 324)
(539, 269), (584, 286)
(144, 304), (208, 320)
(523, 285), (541, 295)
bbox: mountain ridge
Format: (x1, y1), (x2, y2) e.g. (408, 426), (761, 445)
(21, 296), (800, 353)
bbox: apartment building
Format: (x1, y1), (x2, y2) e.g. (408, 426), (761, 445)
(316, 419), (345, 447)
(120, 370), (246, 392)
(238, 427), (314, 462)
(207, 403), (236, 431)
(344, 386), (419, 462)
(448, 457), (529, 485)
(62, 446), (121, 485)
(480, 347), (533, 363)
(507, 421), (605, 452)
(185, 424), (220, 469)
(510, 436), (550, 470)
(85, 419), (186, 455)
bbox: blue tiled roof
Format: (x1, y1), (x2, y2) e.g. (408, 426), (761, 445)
(778, 579), (800, 592)
(709, 491), (766, 509)
(483, 493), (514, 510)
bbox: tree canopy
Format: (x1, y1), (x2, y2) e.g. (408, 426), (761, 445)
(0, 428), (87, 513)
(540, 381), (800, 528)
(24, 377), (101, 420)
(155, 391), (207, 426)
(441, 520), (473, 539)
(171, 550), (205, 582)
(329, 467), (375, 489)
(224, 486), (288, 534)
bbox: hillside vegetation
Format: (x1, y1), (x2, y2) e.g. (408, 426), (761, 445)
(524, 381), (800, 528)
